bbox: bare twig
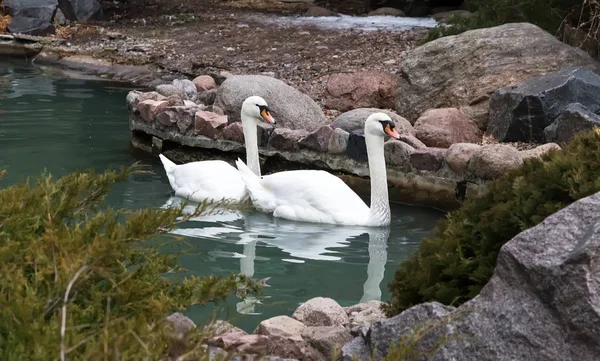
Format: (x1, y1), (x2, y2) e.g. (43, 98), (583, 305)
(61, 265), (89, 361)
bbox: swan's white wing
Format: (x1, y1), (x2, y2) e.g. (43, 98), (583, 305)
(166, 160), (247, 202)
(253, 170), (371, 225)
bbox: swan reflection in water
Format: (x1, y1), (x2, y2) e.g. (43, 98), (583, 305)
(162, 196), (391, 315)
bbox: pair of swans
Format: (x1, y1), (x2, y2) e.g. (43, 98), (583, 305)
(159, 96), (400, 227)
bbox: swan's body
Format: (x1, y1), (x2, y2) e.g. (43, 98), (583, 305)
(159, 96), (275, 203)
(236, 112), (400, 227)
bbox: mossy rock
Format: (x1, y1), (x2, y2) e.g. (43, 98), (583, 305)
(384, 128), (600, 316)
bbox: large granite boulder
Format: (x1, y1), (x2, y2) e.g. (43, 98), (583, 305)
(422, 190), (600, 360)
(323, 72), (398, 112)
(5, 0), (58, 36)
(487, 68), (600, 142)
(331, 108), (415, 136)
(544, 103), (600, 144)
(396, 23), (600, 125)
(214, 75), (326, 131)
(58, 0), (102, 22)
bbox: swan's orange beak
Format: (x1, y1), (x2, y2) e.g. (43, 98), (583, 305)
(385, 124), (400, 139)
(261, 108), (276, 124)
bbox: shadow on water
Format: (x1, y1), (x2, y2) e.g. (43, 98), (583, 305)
(0, 58), (446, 332)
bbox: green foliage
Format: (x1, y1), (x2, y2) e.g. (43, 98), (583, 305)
(422, 0), (585, 43)
(0, 166), (259, 360)
(384, 129), (600, 317)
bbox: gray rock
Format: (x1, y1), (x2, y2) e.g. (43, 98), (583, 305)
(446, 143), (481, 174)
(257, 123), (275, 148)
(305, 6), (337, 17)
(292, 297), (349, 327)
(396, 23), (600, 123)
(345, 300), (386, 333)
(331, 108), (415, 136)
(5, 0), (58, 36)
(368, 302), (455, 361)
(467, 144), (523, 180)
(58, 0), (102, 21)
(487, 68), (600, 142)
(156, 84), (182, 98)
(268, 128), (308, 151)
(198, 88), (217, 105)
(418, 190), (600, 361)
(384, 139), (414, 170)
(302, 326), (352, 359)
(54, 8), (66, 25)
(166, 312), (196, 334)
(520, 143), (561, 161)
(410, 147), (448, 172)
(544, 102), (600, 143)
(368, 7), (406, 16)
(156, 105), (201, 135)
(340, 336), (370, 361)
(345, 131), (367, 163)
(214, 75), (326, 131)
(299, 125), (334, 152)
(328, 128), (350, 154)
(173, 78), (198, 102)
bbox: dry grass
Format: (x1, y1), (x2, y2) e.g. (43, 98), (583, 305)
(53, 24), (100, 39)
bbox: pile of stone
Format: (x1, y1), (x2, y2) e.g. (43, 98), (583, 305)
(168, 297), (386, 361)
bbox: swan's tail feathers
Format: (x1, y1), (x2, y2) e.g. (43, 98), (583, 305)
(235, 158), (261, 189)
(159, 154), (177, 173)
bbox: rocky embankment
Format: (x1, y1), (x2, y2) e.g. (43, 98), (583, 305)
(125, 23), (600, 209)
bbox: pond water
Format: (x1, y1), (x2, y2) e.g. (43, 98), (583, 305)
(0, 58), (445, 332)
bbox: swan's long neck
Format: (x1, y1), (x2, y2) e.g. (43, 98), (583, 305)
(241, 115), (261, 176)
(365, 133), (391, 226)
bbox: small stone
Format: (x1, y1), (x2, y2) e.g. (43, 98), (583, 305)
(166, 312), (196, 335)
(268, 128), (309, 151)
(156, 84), (181, 98)
(344, 300), (386, 331)
(328, 128), (350, 154)
(410, 147), (448, 172)
(194, 111), (228, 139)
(127, 91), (166, 113)
(208, 331), (268, 354)
(222, 122), (244, 143)
(156, 110), (177, 127)
(173, 78), (198, 101)
(255, 316), (306, 340)
(414, 108), (482, 148)
(192, 74), (217, 92)
(521, 143), (561, 161)
(198, 89), (217, 105)
(345, 131), (367, 162)
(137, 99), (168, 122)
(467, 144), (524, 180)
(446, 143), (481, 173)
(152, 136), (163, 151)
(341, 337), (370, 361)
(204, 320), (246, 336)
(300, 125), (335, 152)
(292, 297), (349, 327)
(384, 139), (414, 170)
(302, 326), (352, 359)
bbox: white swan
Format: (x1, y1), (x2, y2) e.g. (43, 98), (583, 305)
(158, 96), (275, 203)
(235, 112), (400, 227)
